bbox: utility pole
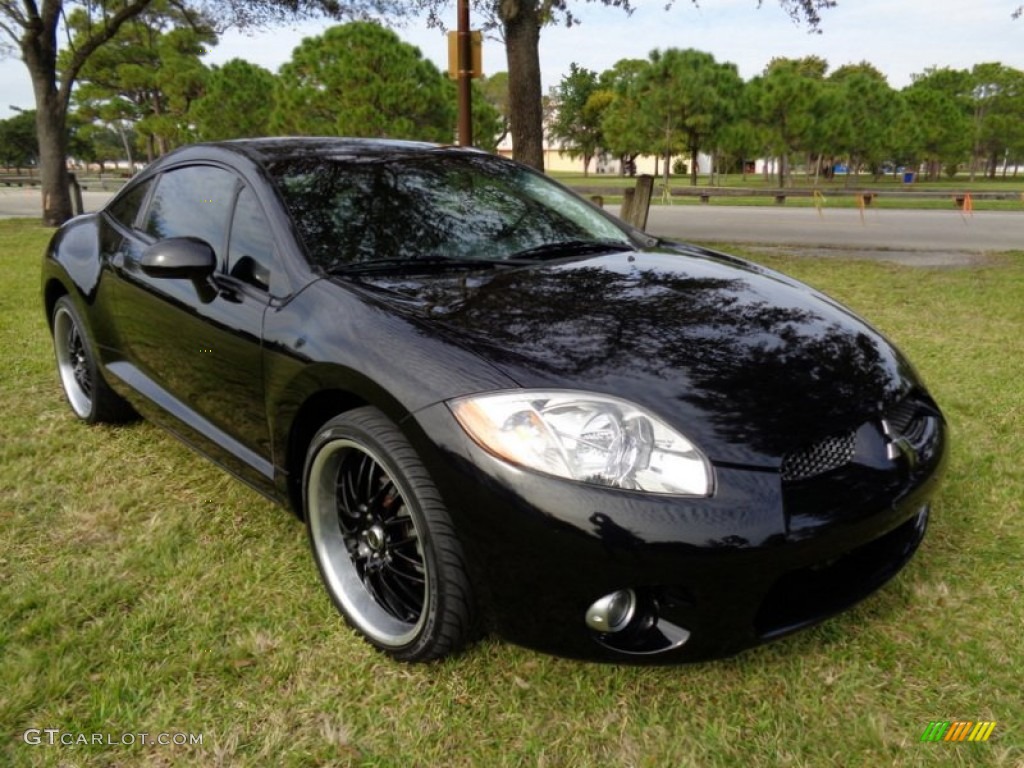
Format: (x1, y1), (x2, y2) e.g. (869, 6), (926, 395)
(457, 0), (472, 146)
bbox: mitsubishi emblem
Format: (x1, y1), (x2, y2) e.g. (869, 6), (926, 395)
(882, 419), (918, 471)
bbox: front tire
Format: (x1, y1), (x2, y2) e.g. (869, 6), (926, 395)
(51, 295), (134, 424)
(304, 407), (475, 661)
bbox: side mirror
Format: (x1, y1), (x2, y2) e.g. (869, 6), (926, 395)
(140, 237), (216, 279)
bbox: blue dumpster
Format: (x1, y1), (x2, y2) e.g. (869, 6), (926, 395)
(903, 172), (916, 184)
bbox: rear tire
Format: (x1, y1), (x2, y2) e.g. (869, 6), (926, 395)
(304, 406), (475, 661)
(51, 295), (135, 424)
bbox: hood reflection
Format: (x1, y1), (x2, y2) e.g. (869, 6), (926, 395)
(355, 248), (912, 462)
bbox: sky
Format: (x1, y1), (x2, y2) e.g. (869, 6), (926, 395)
(1, 0), (1022, 120)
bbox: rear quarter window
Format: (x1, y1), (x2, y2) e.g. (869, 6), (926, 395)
(106, 179), (152, 230)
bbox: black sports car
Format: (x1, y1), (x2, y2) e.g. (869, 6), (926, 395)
(42, 138), (947, 662)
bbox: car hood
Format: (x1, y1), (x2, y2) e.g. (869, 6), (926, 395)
(354, 244), (920, 466)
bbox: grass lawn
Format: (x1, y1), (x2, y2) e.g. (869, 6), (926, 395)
(2, 219), (1022, 767)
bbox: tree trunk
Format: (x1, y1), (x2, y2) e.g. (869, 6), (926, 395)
(501, 1), (544, 171)
(689, 147), (698, 187)
(23, 30), (73, 227)
(117, 122), (135, 170)
(152, 91), (170, 156)
(33, 94), (73, 226)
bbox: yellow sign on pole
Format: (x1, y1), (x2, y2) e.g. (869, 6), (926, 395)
(448, 30), (483, 79)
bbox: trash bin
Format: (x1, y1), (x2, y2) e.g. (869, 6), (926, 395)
(903, 172), (915, 184)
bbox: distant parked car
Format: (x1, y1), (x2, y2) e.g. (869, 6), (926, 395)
(42, 138), (947, 662)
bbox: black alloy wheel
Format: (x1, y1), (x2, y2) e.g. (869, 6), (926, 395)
(304, 407), (475, 661)
(51, 295), (134, 424)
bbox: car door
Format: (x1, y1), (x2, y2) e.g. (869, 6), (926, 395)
(105, 164), (276, 488)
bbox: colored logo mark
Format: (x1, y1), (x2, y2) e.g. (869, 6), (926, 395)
(920, 721), (997, 742)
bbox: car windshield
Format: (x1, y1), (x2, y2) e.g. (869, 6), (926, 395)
(267, 152), (635, 272)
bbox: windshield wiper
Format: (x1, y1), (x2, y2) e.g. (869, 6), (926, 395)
(508, 239), (634, 261)
(329, 255), (505, 275)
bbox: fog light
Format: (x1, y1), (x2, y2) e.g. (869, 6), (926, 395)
(585, 589), (637, 633)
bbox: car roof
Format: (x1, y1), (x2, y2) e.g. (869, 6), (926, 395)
(190, 137), (484, 166)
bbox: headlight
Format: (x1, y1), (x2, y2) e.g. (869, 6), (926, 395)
(448, 391), (712, 496)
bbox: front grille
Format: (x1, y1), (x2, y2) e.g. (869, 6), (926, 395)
(781, 430), (856, 483)
(781, 394), (935, 484)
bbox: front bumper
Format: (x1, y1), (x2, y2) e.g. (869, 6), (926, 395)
(407, 398), (947, 663)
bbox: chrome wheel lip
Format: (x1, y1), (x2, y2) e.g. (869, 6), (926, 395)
(53, 305), (92, 419)
(309, 438), (429, 648)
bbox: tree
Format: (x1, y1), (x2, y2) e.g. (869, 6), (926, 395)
(548, 63), (606, 175)
(828, 63), (900, 182)
(191, 59), (276, 141)
(1, 0), (398, 226)
(0, 110), (39, 168)
(902, 70), (972, 181)
(719, 75), (772, 180)
(68, 118), (131, 172)
(272, 22), (454, 141)
(137, 24), (212, 152)
(4, 0), (149, 223)
(65, 2), (216, 161)
(414, 0), (838, 172)
(716, 118), (765, 179)
(880, 92), (918, 180)
(969, 63), (1024, 179)
(641, 48), (743, 187)
(467, 79), (506, 152)
(478, 71), (511, 146)
(748, 57), (827, 186)
(599, 58), (652, 175)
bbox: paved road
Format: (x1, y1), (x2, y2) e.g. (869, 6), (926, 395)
(4, 187), (1022, 257)
(643, 204), (1024, 255)
(0, 187), (115, 219)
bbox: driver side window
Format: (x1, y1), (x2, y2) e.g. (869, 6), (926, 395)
(142, 165), (238, 261)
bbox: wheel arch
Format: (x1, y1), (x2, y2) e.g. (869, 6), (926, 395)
(42, 213), (103, 303)
(283, 388), (371, 519)
(273, 353), (442, 518)
(42, 278), (70, 330)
